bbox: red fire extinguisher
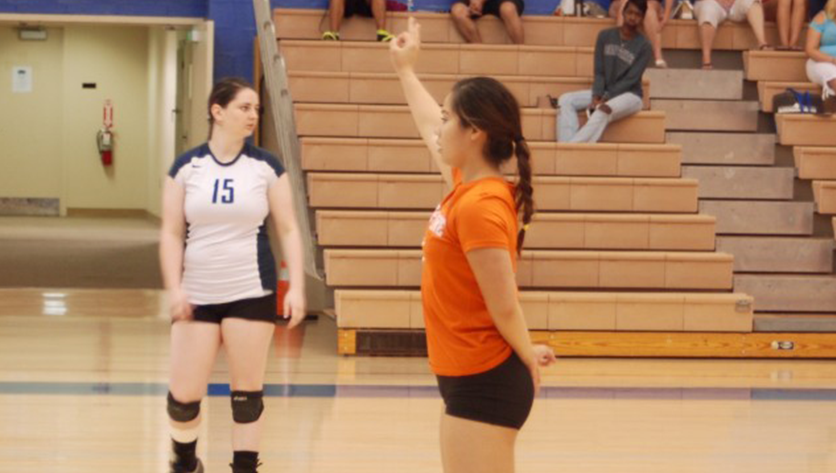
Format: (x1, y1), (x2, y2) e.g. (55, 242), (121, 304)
(276, 261), (290, 316)
(97, 100), (114, 166)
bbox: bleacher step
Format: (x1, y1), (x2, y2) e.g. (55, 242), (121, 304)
(668, 132), (776, 166)
(682, 165), (794, 200)
(699, 200), (814, 235)
(651, 100), (759, 132)
(646, 69), (743, 100)
(735, 275), (836, 312)
(754, 314), (836, 332)
(716, 236), (834, 273)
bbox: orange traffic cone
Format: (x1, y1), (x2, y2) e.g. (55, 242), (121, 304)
(276, 261), (290, 316)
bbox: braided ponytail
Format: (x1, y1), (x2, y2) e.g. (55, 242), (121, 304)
(514, 137), (534, 255)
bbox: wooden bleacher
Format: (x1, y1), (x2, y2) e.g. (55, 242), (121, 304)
(265, 9), (836, 358)
(295, 104), (666, 142)
(316, 211), (717, 250)
(301, 139), (682, 176)
(287, 71), (651, 108)
(275, 9), (795, 50)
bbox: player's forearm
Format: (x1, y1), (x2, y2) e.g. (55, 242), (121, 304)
(159, 232), (184, 291)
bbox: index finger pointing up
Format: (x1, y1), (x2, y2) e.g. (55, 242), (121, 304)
(408, 17), (421, 43)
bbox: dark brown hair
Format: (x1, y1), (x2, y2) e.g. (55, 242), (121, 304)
(207, 77), (255, 139)
(449, 77), (534, 255)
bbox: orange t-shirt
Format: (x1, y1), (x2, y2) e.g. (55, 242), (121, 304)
(421, 168), (519, 377)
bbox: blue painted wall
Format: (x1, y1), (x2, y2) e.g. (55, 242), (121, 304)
(0, 0), (207, 16)
(1, 0), (569, 84)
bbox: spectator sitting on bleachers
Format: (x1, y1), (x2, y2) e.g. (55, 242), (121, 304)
(806, 0), (836, 108)
(695, 0), (772, 69)
(763, 0), (807, 50)
(610, 0), (673, 68)
(451, 0), (525, 44)
(557, 0), (651, 143)
(323, 0), (394, 41)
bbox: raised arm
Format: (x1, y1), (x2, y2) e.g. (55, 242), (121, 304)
(390, 18), (453, 188)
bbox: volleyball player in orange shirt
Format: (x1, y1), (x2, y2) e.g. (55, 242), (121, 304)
(391, 18), (558, 473)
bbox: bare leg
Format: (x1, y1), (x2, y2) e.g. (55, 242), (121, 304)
(700, 23), (717, 67)
(223, 318), (275, 452)
(440, 413), (519, 473)
(645, 1), (665, 62)
(329, 0), (345, 32)
(789, 0), (805, 47)
(168, 322), (222, 465)
(499, 2), (525, 44)
(775, 0), (791, 47)
(451, 3), (483, 43)
(369, 0), (387, 31)
(746, 2), (769, 47)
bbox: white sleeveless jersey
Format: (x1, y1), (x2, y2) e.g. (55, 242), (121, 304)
(168, 143), (285, 305)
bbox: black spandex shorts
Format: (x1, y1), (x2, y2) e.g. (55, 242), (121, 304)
(344, 0), (373, 18)
(191, 294), (277, 324)
(452, 0), (525, 17)
(436, 352), (534, 430)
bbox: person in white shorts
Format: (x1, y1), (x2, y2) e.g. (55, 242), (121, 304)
(806, 0), (836, 106)
(695, 0), (772, 69)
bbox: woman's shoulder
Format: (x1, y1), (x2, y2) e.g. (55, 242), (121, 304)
(812, 11), (829, 26)
(243, 143), (285, 176)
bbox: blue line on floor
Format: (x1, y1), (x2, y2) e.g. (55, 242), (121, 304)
(1, 382), (836, 400)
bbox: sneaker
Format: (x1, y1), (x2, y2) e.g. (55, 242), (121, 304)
(170, 458), (203, 473)
(322, 31), (340, 41)
(377, 29), (394, 42)
(230, 461), (262, 473)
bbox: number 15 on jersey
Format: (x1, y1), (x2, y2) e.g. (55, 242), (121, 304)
(212, 179), (235, 204)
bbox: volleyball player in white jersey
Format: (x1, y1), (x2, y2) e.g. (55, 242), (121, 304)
(160, 77), (306, 473)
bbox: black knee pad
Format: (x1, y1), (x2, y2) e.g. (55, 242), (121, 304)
(167, 391), (201, 422)
(231, 390), (264, 424)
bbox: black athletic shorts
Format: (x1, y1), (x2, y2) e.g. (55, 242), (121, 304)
(344, 0), (374, 18)
(452, 0), (525, 17)
(191, 294), (277, 324)
(436, 352), (534, 430)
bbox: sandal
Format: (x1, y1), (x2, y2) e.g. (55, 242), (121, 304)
(758, 43), (774, 51)
(702, 63), (713, 70)
(655, 59), (669, 69)
(321, 31), (340, 41)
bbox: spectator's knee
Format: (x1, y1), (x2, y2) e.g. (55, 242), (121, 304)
(557, 93), (573, 109)
(451, 3), (470, 19)
(499, 1), (520, 19)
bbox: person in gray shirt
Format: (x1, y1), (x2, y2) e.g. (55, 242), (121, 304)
(557, 0), (651, 143)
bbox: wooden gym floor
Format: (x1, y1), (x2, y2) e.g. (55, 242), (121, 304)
(0, 288), (835, 472)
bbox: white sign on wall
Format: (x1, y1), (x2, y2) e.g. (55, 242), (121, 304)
(12, 66), (33, 93)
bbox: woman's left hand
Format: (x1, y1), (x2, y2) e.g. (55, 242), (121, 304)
(283, 286), (307, 329)
(532, 344), (557, 367)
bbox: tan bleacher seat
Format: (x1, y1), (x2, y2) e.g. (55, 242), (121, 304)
(812, 180), (836, 214)
(776, 114), (836, 146)
(315, 211), (716, 250)
(274, 9), (790, 50)
(307, 173), (699, 212)
(294, 104), (667, 142)
(795, 147), (836, 180)
(744, 51), (808, 82)
(301, 139), (681, 177)
(288, 71), (651, 108)
(324, 249), (734, 289)
(758, 82), (820, 113)
(335, 290), (754, 331)
(280, 40), (594, 76)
